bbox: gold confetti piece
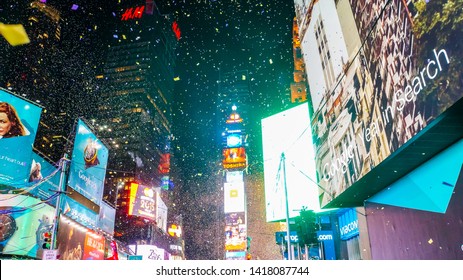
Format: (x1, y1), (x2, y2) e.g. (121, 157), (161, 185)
(428, 238), (433, 244)
(0, 23), (30, 46)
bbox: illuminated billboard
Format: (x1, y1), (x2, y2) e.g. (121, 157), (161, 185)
(261, 103), (320, 222)
(294, 0), (463, 207)
(0, 194), (54, 259)
(226, 134), (242, 148)
(223, 147), (247, 170)
(67, 119), (109, 205)
(225, 220), (247, 252)
(57, 216), (105, 260)
(224, 181), (245, 213)
(128, 182), (156, 220)
(0, 89), (42, 185)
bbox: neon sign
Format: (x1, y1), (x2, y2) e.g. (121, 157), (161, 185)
(172, 21), (181, 40)
(121, 6), (145, 21)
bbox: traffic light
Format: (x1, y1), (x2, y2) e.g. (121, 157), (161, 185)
(42, 232), (52, 249)
(295, 210), (318, 245)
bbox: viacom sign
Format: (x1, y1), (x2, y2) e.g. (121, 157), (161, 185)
(338, 209), (359, 240)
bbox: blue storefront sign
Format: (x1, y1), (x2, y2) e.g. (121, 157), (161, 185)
(275, 231), (299, 244)
(317, 230), (336, 260)
(338, 209), (359, 240)
(60, 196), (98, 229)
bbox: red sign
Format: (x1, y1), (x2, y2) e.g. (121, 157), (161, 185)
(121, 6), (145, 21)
(172, 21), (181, 40)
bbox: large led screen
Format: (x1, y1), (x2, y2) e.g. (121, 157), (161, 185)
(0, 89), (42, 185)
(294, 0), (463, 207)
(67, 119), (108, 205)
(0, 194), (54, 259)
(128, 183), (157, 220)
(224, 181), (245, 214)
(223, 147), (247, 169)
(261, 103), (320, 222)
(57, 216), (105, 260)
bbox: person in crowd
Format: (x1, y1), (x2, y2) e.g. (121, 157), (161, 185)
(0, 102), (27, 139)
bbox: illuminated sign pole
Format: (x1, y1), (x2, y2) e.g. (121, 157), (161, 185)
(281, 152), (292, 260)
(50, 153), (70, 253)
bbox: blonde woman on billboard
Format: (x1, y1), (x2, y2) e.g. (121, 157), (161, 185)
(0, 102), (27, 139)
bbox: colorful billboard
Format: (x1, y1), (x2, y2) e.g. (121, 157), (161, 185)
(0, 89), (42, 186)
(222, 147), (247, 170)
(60, 195), (99, 229)
(128, 182), (157, 220)
(225, 212), (247, 252)
(67, 119), (108, 205)
(0, 194), (54, 259)
(226, 134), (242, 148)
(224, 181), (245, 213)
(57, 216), (105, 260)
(261, 103), (320, 222)
(294, 0), (463, 207)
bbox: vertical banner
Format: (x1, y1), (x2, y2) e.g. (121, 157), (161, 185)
(0, 89), (42, 186)
(67, 119), (108, 205)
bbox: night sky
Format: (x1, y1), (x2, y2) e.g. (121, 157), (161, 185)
(1, 0), (296, 260)
(170, 0), (296, 259)
(172, 0), (295, 178)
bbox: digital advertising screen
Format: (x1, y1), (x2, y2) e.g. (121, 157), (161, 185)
(57, 216), (105, 260)
(67, 119), (108, 205)
(0, 89), (42, 186)
(128, 183), (157, 220)
(222, 147), (247, 170)
(261, 103), (320, 222)
(223, 181), (245, 214)
(0, 194), (54, 259)
(226, 133), (242, 148)
(294, 0), (463, 208)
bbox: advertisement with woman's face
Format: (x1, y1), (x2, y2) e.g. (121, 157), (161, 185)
(0, 89), (42, 185)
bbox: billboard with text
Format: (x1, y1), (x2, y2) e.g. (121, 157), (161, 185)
(294, 0), (463, 207)
(0, 89), (41, 186)
(261, 103), (320, 222)
(67, 119), (108, 205)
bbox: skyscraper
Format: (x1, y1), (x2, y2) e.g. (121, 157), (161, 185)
(91, 0), (179, 254)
